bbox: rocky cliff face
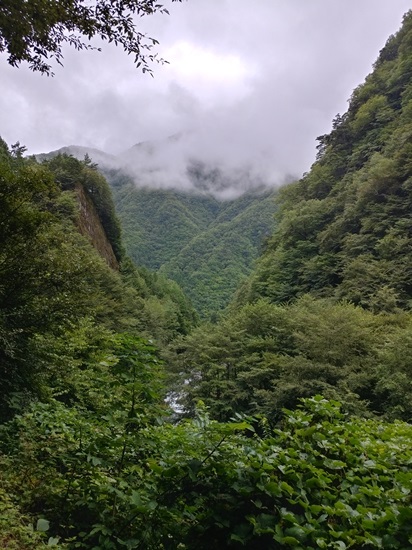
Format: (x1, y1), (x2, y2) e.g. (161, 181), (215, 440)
(75, 183), (119, 270)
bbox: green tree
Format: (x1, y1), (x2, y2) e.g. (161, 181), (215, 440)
(240, 11), (412, 313)
(2, 396), (411, 548)
(0, 0), (182, 75)
(170, 295), (412, 422)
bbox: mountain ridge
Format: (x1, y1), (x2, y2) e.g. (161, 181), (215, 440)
(37, 132), (288, 199)
(170, 9), (412, 422)
(39, 143), (279, 317)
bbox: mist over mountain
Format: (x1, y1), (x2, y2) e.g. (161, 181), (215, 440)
(171, 9), (412, 424)
(4, 7), (412, 549)
(119, 130), (297, 198)
(40, 131), (295, 200)
(39, 138), (279, 317)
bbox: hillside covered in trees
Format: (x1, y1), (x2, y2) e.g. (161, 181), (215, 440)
(170, 10), (412, 423)
(0, 141), (197, 419)
(109, 173), (277, 318)
(40, 146), (278, 318)
(1, 8), (412, 550)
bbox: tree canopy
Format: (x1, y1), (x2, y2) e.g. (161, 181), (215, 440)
(2, 9), (412, 549)
(240, 10), (412, 312)
(0, 141), (197, 418)
(168, 10), (412, 424)
(0, 0), (181, 75)
(104, 167), (277, 319)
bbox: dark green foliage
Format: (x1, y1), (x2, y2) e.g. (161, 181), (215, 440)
(121, 259), (198, 344)
(106, 169), (277, 317)
(171, 296), (412, 422)
(0, 488), (56, 549)
(0, 0), (182, 75)
(1, 396), (411, 548)
(0, 141), (195, 418)
(0, 334), (166, 548)
(244, 10), (412, 311)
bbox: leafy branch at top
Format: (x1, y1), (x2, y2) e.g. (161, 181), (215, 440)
(0, 0), (182, 75)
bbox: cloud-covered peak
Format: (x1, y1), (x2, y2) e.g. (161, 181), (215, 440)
(7, 0), (410, 195)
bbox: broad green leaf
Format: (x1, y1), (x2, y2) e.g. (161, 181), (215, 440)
(37, 518), (50, 532)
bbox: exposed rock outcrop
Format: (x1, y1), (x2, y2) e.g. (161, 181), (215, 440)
(75, 183), (119, 270)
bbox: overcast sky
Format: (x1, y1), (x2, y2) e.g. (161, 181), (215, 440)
(1, 1), (411, 187)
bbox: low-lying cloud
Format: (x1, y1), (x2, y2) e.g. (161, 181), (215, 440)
(2, 0), (411, 197)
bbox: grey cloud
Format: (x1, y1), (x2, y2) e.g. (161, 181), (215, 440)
(0, 0), (411, 193)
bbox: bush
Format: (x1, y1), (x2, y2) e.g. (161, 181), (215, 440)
(1, 397), (411, 548)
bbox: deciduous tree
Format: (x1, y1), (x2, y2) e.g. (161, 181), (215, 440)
(0, 0), (182, 75)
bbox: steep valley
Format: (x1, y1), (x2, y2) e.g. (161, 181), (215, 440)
(109, 175), (277, 317)
(40, 145), (278, 317)
(2, 8), (412, 549)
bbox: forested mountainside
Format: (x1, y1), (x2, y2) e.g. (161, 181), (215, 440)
(108, 170), (276, 317)
(2, 11), (412, 550)
(41, 146), (278, 318)
(244, 12), (412, 310)
(171, 11), (412, 423)
(159, 190), (276, 318)
(0, 141), (196, 420)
